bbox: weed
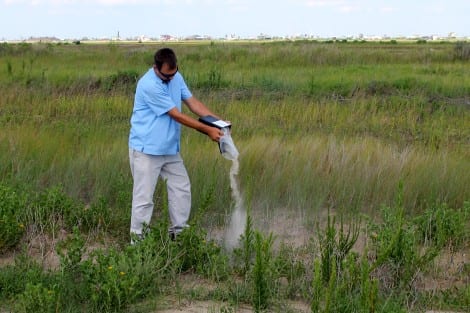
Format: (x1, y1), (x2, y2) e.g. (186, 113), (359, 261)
(79, 231), (180, 312)
(6, 59), (12, 76)
(56, 226), (85, 272)
(177, 225), (230, 281)
(15, 283), (59, 313)
(102, 69), (139, 92)
(273, 243), (307, 298)
(368, 203), (438, 295)
(233, 213), (255, 276)
(193, 67), (229, 89)
(317, 211), (360, 284)
(0, 183), (26, 251)
(0, 252), (49, 301)
(310, 259), (322, 313)
(27, 185), (80, 235)
(77, 196), (111, 233)
(414, 202), (470, 251)
(251, 231), (275, 312)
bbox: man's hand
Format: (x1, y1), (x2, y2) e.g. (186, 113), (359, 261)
(205, 126), (224, 142)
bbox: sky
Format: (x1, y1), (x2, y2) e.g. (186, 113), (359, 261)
(1, 0), (469, 40)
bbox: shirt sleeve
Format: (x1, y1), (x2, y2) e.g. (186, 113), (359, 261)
(141, 82), (176, 116)
(179, 76), (193, 101)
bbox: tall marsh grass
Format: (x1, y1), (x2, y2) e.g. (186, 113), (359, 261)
(237, 134), (469, 215)
(1, 40), (468, 225)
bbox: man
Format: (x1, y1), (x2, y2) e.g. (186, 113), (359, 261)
(128, 47), (225, 242)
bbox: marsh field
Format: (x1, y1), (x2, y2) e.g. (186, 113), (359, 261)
(0, 40), (469, 312)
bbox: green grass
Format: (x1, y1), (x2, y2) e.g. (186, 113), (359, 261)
(1, 40), (468, 224)
(0, 40), (469, 312)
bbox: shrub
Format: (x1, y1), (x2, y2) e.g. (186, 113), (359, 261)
(0, 183), (26, 251)
(79, 231), (180, 312)
(192, 68), (229, 89)
(76, 196), (111, 233)
(368, 205), (438, 292)
(102, 69), (139, 92)
(251, 231), (275, 312)
(15, 283), (58, 313)
(233, 213), (255, 276)
(176, 225), (230, 281)
(414, 202), (470, 251)
(28, 185), (80, 233)
(0, 253), (48, 301)
(0, 42), (32, 56)
(365, 80), (395, 96)
(317, 212), (360, 284)
(273, 243), (306, 298)
(56, 226), (86, 272)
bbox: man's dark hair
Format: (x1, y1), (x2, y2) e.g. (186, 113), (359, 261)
(154, 48), (177, 71)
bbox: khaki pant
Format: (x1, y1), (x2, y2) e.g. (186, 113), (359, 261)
(129, 149), (191, 236)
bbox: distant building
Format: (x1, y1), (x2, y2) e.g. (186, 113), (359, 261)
(27, 36), (62, 43)
(184, 34), (211, 40)
(138, 35), (151, 42)
(160, 34), (178, 41)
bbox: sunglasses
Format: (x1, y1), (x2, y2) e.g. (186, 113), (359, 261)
(160, 66), (178, 79)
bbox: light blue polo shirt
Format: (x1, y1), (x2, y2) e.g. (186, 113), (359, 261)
(129, 68), (192, 155)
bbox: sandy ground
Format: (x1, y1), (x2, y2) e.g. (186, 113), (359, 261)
(156, 302), (310, 313)
(155, 301), (255, 313)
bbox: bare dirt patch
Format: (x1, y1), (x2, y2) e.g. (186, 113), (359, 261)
(155, 300), (252, 313)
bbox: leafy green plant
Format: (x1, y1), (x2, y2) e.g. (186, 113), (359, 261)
(0, 183), (26, 251)
(75, 196), (111, 233)
(0, 252), (49, 301)
(251, 231), (275, 312)
(324, 258), (337, 313)
(310, 259), (322, 313)
(176, 225), (230, 281)
(368, 203), (439, 294)
(102, 69), (139, 92)
(56, 226), (86, 272)
(80, 234), (179, 312)
(233, 213), (255, 276)
(308, 213), (379, 313)
(317, 211), (360, 284)
(359, 252), (379, 313)
(193, 67), (229, 89)
(273, 242), (307, 298)
(15, 283), (58, 313)
(28, 185), (80, 234)
(414, 202), (470, 251)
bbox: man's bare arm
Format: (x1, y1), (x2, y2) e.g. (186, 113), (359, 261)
(167, 107), (223, 142)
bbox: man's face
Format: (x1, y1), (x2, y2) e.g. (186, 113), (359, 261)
(156, 63), (178, 83)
